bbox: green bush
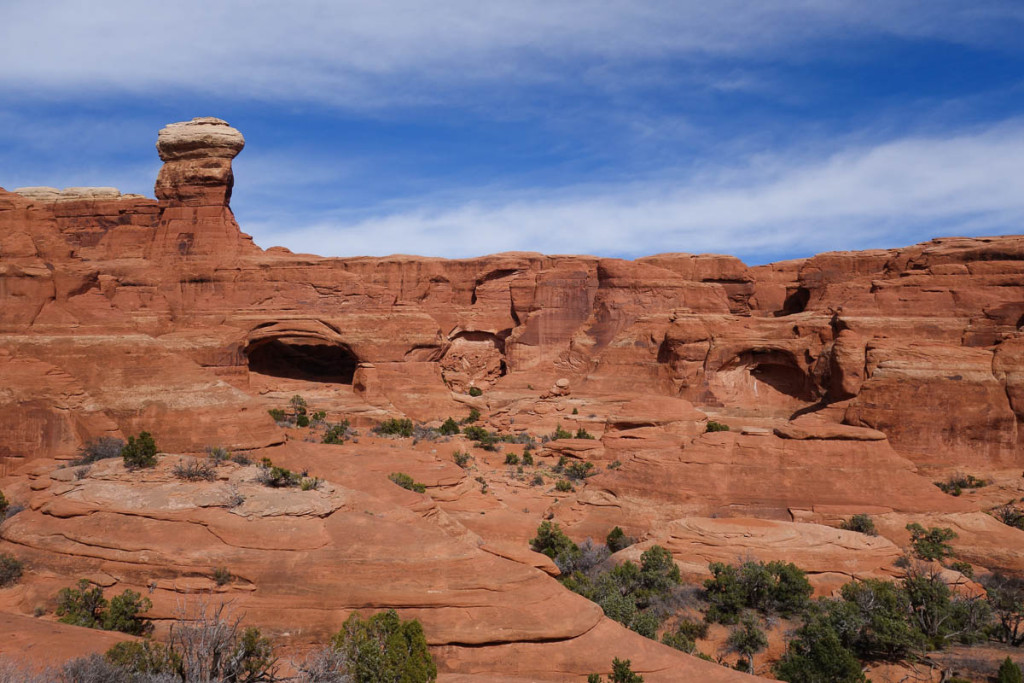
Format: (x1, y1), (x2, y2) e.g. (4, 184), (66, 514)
(531, 522), (579, 563)
(606, 526), (634, 553)
(531, 474), (544, 486)
(555, 479), (573, 492)
(375, 418), (415, 438)
(331, 609), (436, 683)
(985, 574), (1024, 647)
(438, 417), (460, 436)
(661, 617), (707, 653)
(462, 425), (499, 450)
(105, 640), (181, 676)
(268, 408), (287, 422)
(774, 612), (867, 683)
(906, 523), (957, 561)
(121, 432), (158, 469)
(727, 613), (768, 674)
(213, 567), (231, 586)
(0, 490), (6, 519)
(935, 473), (987, 496)
(588, 658), (644, 683)
(312, 410), (327, 422)
(575, 427), (595, 439)
(389, 472), (426, 493)
(504, 452), (519, 465)
(999, 657), (1023, 683)
(552, 424), (573, 440)
(840, 514), (877, 536)
(323, 420), (351, 444)
(995, 502), (1024, 531)
(256, 458), (301, 488)
(464, 408), (480, 424)
(565, 461), (595, 481)
(452, 450), (471, 468)
(468, 386), (483, 397)
(0, 552), (24, 587)
(706, 420), (730, 432)
(522, 450), (534, 466)
(704, 560), (813, 624)
(296, 414), (310, 428)
(207, 446), (231, 464)
(56, 580), (152, 635)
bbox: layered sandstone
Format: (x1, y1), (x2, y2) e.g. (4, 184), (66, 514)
(1, 118), (1022, 680)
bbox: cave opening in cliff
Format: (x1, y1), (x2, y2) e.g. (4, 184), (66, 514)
(245, 338), (358, 384)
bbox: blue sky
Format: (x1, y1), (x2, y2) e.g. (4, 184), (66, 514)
(1, 1), (1023, 264)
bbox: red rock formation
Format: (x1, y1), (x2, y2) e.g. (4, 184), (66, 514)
(1, 118), (1022, 679)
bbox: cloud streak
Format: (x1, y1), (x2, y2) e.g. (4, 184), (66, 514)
(245, 122), (1024, 263)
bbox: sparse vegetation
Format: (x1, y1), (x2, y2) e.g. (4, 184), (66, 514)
(565, 461), (595, 481)
(0, 553), (24, 587)
(522, 450), (534, 466)
(906, 522), (957, 561)
(74, 436), (125, 465)
(464, 408), (480, 424)
(995, 501), (1024, 531)
(555, 479), (573, 492)
(330, 609), (436, 683)
(706, 420), (730, 432)
(606, 526), (634, 553)
(0, 490), (6, 519)
(840, 513), (877, 536)
(504, 452), (519, 465)
(703, 560), (813, 624)
(268, 408), (287, 422)
(468, 386), (483, 397)
(389, 472), (426, 493)
(727, 613), (768, 674)
(935, 473), (987, 496)
(256, 458), (301, 488)
(575, 427), (595, 439)
(998, 656), (1023, 683)
(172, 458), (216, 481)
(374, 418), (415, 438)
(452, 450), (471, 468)
(322, 420), (351, 444)
(56, 579), (153, 635)
(206, 446), (231, 464)
(438, 417), (460, 436)
(121, 431), (158, 469)
(588, 658), (644, 683)
(212, 567), (231, 587)
(551, 424), (573, 440)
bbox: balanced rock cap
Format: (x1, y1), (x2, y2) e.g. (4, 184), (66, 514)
(156, 117), (245, 162)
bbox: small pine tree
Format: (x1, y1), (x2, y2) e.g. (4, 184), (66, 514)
(121, 432), (158, 469)
(999, 657), (1024, 683)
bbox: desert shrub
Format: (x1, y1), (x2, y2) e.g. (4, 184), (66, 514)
(774, 612), (867, 683)
(462, 425), (498, 450)
(267, 408), (286, 422)
(468, 386), (483, 397)
(999, 657), (1024, 683)
(289, 394), (307, 414)
(575, 427), (595, 439)
(0, 553), (23, 587)
(438, 417), (460, 436)
(312, 410), (327, 423)
(331, 609), (436, 683)
(551, 424), (573, 440)
(555, 479), (573, 492)
(704, 560), (813, 624)
(985, 574), (1024, 646)
(935, 473), (987, 496)
(374, 418), (414, 438)
(75, 436), (125, 465)
(172, 458), (216, 482)
(727, 613), (768, 674)
(256, 458), (301, 488)
(531, 474), (544, 486)
(169, 601), (278, 683)
(103, 590), (154, 636)
(522, 450), (534, 466)
(504, 452), (519, 465)
(902, 565), (990, 648)
(836, 578), (925, 660)
(606, 526), (634, 553)
(206, 446), (231, 465)
(389, 472), (426, 493)
(706, 420), (730, 432)
(296, 414), (310, 428)
(906, 523), (957, 561)
(105, 641), (181, 677)
(452, 450), (471, 468)
(994, 502), (1024, 531)
(840, 514), (877, 536)
(212, 567), (231, 586)
(531, 521), (580, 566)
(553, 455), (567, 473)
(565, 461), (595, 481)
(607, 460), (622, 470)
(301, 477), (322, 491)
(661, 617), (708, 654)
(56, 580), (152, 635)
(0, 491), (6, 519)
(231, 452), (252, 466)
(588, 658), (644, 683)
(950, 560), (974, 579)
(322, 420), (351, 444)
(463, 408), (480, 424)
(121, 432), (158, 469)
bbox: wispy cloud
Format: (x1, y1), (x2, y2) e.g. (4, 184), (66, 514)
(2, 1), (1021, 106)
(245, 121), (1024, 263)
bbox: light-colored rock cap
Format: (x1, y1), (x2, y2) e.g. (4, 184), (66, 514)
(13, 187), (123, 201)
(156, 117), (245, 161)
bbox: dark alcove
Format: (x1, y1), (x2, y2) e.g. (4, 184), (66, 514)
(245, 338), (358, 384)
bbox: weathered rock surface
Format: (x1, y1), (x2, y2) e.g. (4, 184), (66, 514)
(1, 118), (1021, 679)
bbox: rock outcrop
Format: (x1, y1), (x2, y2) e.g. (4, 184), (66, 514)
(1, 118), (1022, 680)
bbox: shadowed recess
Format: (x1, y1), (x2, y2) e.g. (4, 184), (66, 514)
(245, 337), (359, 383)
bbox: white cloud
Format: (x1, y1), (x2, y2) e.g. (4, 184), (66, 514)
(244, 121), (1024, 262)
(1, 1), (1020, 105)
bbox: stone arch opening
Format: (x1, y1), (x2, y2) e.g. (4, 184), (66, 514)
(707, 348), (817, 414)
(245, 336), (359, 384)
